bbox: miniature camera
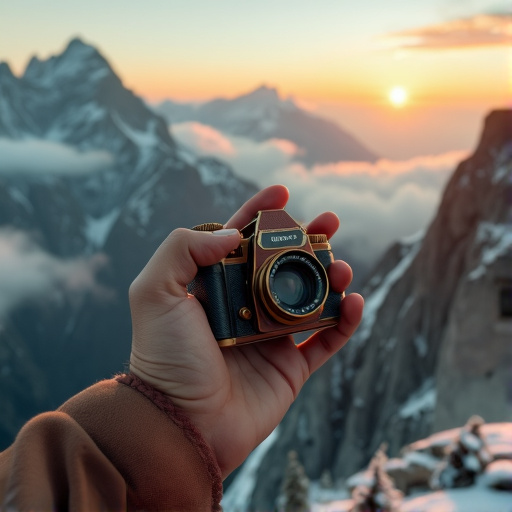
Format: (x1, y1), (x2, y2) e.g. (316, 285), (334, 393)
(188, 209), (343, 346)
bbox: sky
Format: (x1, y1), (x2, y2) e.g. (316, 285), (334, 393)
(0, 0), (510, 158)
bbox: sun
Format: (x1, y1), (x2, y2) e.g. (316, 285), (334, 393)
(389, 86), (408, 108)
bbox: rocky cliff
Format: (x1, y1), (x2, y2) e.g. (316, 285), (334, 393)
(230, 110), (512, 511)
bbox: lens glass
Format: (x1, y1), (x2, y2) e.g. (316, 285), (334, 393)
(268, 251), (327, 316)
(273, 266), (310, 307)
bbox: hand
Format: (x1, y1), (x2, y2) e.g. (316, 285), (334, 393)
(128, 185), (364, 478)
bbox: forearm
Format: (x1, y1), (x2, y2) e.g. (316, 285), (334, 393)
(0, 374), (223, 512)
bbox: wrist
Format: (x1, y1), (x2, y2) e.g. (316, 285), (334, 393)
(116, 373), (224, 498)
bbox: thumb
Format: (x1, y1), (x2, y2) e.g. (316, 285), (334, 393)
(131, 228), (241, 301)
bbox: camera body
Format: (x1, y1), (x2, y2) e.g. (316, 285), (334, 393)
(188, 209), (343, 347)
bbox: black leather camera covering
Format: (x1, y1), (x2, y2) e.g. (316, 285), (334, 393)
(315, 249), (342, 319)
(188, 263), (234, 340)
(188, 248), (342, 341)
(188, 262), (258, 340)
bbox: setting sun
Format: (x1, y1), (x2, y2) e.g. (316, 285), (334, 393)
(389, 86), (408, 107)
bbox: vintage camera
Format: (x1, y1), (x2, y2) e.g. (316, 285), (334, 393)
(188, 209), (343, 347)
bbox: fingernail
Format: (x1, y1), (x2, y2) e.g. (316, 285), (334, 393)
(212, 228), (239, 236)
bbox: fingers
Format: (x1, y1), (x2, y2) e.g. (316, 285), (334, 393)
(130, 228), (241, 301)
(225, 185), (340, 243)
(298, 293), (364, 375)
(328, 260), (353, 293)
(225, 185), (289, 229)
(305, 211), (340, 240)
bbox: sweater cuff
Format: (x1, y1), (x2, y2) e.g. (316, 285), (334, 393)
(115, 373), (223, 508)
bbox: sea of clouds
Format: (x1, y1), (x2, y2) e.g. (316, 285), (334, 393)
(0, 127), (466, 309)
(0, 228), (111, 317)
(0, 138), (116, 316)
(0, 138), (113, 176)
(171, 122), (467, 271)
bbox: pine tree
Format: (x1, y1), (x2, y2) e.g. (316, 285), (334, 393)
(320, 469), (334, 490)
(281, 450), (310, 512)
(350, 444), (403, 512)
(431, 415), (493, 489)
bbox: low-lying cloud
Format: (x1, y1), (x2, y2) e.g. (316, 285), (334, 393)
(381, 12), (512, 50)
(172, 122), (467, 267)
(0, 229), (112, 317)
(0, 138), (114, 176)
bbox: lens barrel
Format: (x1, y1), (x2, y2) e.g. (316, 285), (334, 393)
(258, 250), (329, 324)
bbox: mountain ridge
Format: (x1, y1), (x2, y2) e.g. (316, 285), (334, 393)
(0, 38), (258, 447)
(154, 84), (379, 165)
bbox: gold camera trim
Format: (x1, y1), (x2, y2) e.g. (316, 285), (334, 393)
(255, 249), (329, 326)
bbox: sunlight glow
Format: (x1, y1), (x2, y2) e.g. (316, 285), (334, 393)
(389, 86), (408, 107)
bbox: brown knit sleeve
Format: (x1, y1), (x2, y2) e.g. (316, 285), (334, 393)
(0, 375), (223, 512)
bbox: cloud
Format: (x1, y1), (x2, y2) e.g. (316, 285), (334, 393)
(0, 229), (112, 316)
(172, 122), (299, 178)
(381, 13), (512, 50)
(171, 122), (466, 267)
(0, 138), (114, 176)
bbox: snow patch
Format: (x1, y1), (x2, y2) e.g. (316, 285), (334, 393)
(222, 428), (280, 512)
(401, 229), (425, 246)
(468, 222), (512, 281)
(493, 163), (510, 183)
(414, 333), (428, 357)
(84, 208), (120, 249)
(126, 169), (163, 228)
(8, 187), (33, 212)
(402, 451), (440, 471)
(309, 480), (349, 508)
(398, 296), (415, 319)
(196, 159), (232, 186)
(111, 112), (160, 148)
(355, 238), (421, 344)
(480, 460), (512, 490)
(399, 378), (436, 420)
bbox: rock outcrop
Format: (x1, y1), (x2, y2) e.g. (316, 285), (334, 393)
(233, 110), (512, 511)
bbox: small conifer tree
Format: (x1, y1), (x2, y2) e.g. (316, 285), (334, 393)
(350, 444), (403, 512)
(281, 450), (310, 512)
(320, 469), (334, 490)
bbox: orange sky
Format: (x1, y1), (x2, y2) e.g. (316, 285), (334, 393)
(0, 1), (510, 157)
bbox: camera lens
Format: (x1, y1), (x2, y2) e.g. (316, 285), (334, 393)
(273, 266), (311, 308)
(259, 250), (329, 323)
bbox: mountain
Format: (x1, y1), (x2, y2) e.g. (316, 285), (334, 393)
(224, 110), (512, 511)
(154, 85), (379, 165)
(0, 38), (258, 448)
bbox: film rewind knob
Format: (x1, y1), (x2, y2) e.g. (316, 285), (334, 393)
(191, 222), (225, 232)
(308, 234), (328, 243)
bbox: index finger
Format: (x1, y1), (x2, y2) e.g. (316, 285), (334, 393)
(224, 185), (289, 229)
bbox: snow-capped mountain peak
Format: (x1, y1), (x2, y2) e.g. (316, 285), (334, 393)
(236, 85), (296, 110)
(23, 37), (114, 88)
(154, 85), (379, 164)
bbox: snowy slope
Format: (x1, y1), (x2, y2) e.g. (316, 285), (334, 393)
(315, 422), (512, 512)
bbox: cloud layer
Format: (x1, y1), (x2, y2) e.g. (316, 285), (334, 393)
(0, 229), (111, 316)
(382, 13), (512, 50)
(172, 122), (466, 267)
(0, 138), (114, 176)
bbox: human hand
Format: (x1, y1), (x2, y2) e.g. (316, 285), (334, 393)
(128, 185), (364, 479)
